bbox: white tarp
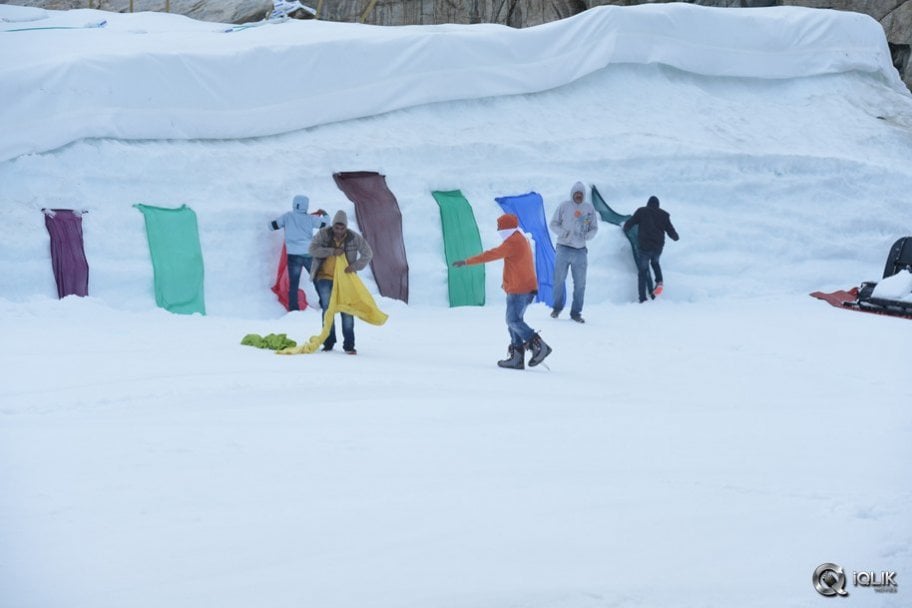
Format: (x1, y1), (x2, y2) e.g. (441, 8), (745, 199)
(871, 269), (912, 302)
(0, 3), (902, 163)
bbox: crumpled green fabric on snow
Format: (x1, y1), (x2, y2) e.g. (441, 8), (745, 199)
(241, 333), (297, 350)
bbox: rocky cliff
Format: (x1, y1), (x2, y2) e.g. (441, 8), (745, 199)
(1, 1), (275, 24)
(3, 0), (909, 89)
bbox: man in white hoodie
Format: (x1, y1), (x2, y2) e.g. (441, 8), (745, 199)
(549, 181), (598, 323)
(270, 194), (328, 311)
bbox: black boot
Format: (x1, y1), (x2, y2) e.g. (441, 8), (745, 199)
(526, 333), (552, 367)
(497, 344), (525, 370)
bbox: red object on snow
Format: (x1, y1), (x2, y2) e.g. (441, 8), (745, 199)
(809, 288), (912, 320)
(271, 243), (308, 311)
(809, 288), (858, 308)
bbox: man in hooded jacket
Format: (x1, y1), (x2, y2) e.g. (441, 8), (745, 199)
(623, 195), (680, 303)
(453, 214), (553, 370)
(549, 181), (599, 322)
(270, 194), (328, 311)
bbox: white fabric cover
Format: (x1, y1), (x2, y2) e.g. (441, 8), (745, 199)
(871, 269), (912, 302)
(0, 5), (47, 23)
(0, 3), (903, 163)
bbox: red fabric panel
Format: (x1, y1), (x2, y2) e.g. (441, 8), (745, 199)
(271, 243), (308, 311)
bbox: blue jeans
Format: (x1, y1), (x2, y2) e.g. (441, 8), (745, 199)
(636, 248), (662, 302)
(287, 255), (313, 311)
(552, 244), (587, 317)
(315, 278), (354, 351)
(506, 293), (536, 348)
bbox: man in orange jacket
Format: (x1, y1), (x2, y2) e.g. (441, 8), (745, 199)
(454, 214), (553, 369)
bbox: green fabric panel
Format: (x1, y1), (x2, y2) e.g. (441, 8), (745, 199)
(590, 186), (646, 273)
(591, 185), (631, 225)
(625, 226), (641, 262)
(134, 204), (206, 315)
(432, 190), (486, 307)
(625, 225), (651, 292)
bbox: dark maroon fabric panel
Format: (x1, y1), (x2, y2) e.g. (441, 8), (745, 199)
(43, 209), (89, 298)
(333, 171), (409, 303)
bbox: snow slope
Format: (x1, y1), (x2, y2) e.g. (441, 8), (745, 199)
(1, 4), (911, 608)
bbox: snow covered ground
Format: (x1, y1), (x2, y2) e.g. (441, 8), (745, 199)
(1, 4), (911, 608)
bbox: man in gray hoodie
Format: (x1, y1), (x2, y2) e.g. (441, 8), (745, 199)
(270, 194), (328, 311)
(549, 181), (599, 323)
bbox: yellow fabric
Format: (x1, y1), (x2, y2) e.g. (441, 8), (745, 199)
(317, 236), (344, 280)
(277, 254), (388, 355)
(317, 253), (336, 280)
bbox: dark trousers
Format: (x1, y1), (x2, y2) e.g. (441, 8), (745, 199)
(287, 254), (312, 311)
(636, 248), (662, 302)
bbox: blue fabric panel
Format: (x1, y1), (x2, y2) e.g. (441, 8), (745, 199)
(495, 192), (555, 306)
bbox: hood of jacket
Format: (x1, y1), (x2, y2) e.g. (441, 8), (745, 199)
(570, 181), (586, 203)
(293, 194), (310, 213)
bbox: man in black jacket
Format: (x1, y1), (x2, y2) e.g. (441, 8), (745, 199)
(623, 195), (680, 303)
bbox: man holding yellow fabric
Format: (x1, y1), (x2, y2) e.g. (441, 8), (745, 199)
(308, 211), (373, 354)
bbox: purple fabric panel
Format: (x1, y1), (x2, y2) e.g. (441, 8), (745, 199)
(333, 171), (409, 303)
(44, 209), (89, 298)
